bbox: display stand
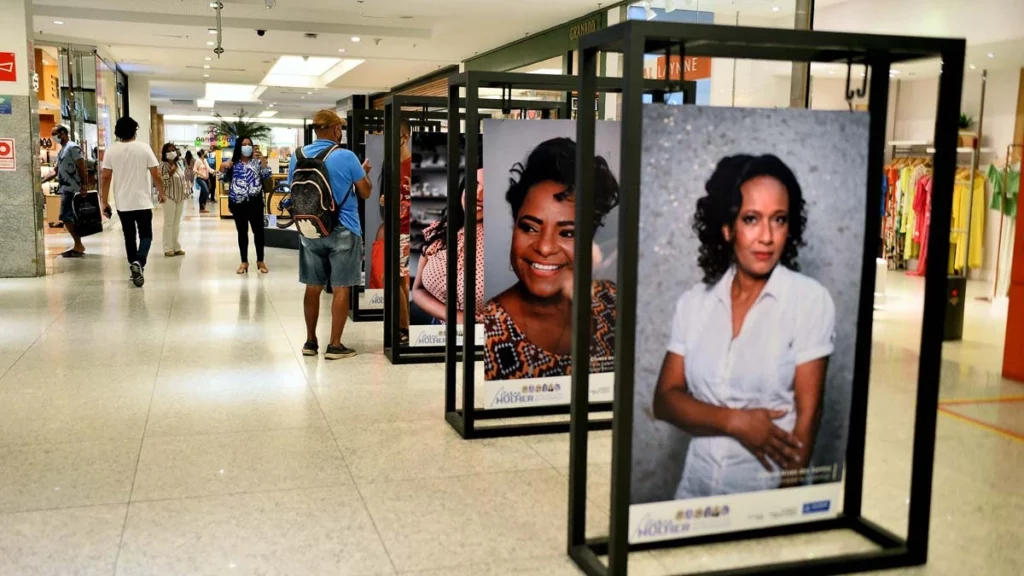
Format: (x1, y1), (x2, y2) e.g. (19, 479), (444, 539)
(381, 94), (563, 365)
(568, 21), (964, 576)
(443, 70), (695, 439)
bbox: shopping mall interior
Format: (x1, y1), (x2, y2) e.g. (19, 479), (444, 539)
(0, 0), (1021, 574)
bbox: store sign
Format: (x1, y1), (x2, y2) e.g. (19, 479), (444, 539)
(569, 18), (600, 41)
(643, 55), (712, 81)
(0, 53), (16, 82)
(0, 138), (16, 171)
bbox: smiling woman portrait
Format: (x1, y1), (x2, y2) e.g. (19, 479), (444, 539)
(482, 137), (620, 380)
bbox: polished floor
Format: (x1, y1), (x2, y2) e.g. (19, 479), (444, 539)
(0, 204), (1021, 575)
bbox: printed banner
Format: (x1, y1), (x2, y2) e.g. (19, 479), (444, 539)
(482, 372), (614, 409)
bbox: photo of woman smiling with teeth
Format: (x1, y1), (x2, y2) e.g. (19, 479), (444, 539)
(482, 137), (620, 381)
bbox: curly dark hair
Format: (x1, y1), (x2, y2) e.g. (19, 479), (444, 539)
(114, 116), (139, 141)
(505, 137), (619, 228)
(693, 154), (807, 285)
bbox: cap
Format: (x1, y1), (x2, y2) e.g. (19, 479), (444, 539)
(311, 109), (345, 130)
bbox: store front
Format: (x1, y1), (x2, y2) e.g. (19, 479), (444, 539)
(35, 43), (127, 229)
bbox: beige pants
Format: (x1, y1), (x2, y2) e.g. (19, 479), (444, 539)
(162, 199), (185, 253)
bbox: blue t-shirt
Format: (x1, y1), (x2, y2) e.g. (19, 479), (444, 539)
(288, 139), (365, 236)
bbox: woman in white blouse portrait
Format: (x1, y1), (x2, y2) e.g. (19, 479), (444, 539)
(653, 154), (836, 499)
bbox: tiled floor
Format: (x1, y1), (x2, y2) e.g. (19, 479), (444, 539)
(0, 206), (1020, 575)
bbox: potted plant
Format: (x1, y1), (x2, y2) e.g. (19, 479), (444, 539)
(209, 109), (272, 148)
(958, 113), (977, 148)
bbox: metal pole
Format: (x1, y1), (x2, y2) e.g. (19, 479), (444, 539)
(789, 0), (814, 108)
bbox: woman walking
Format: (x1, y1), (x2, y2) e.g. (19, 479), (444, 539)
(220, 137), (271, 274)
(194, 149), (212, 213)
(159, 142), (190, 257)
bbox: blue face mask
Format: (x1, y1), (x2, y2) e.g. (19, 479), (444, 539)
(241, 145), (254, 157)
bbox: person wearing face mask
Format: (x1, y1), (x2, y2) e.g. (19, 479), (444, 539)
(159, 142), (191, 257)
(288, 110), (373, 360)
(652, 154), (835, 498)
(221, 136), (271, 274)
(193, 149), (212, 213)
(42, 125), (89, 257)
(482, 137), (619, 380)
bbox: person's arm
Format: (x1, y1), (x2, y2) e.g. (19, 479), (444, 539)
(100, 168), (113, 210)
(42, 169), (57, 184)
(411, 253), (456, 323)
(75, 158), (88, 194)
(160, 163), (172, 190)
(352, 156), (372, 200)
(150, 166), (166, 203)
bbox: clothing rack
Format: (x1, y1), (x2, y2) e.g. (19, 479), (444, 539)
(978, 142), (1022, 301)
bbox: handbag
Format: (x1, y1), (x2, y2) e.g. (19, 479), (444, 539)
(72, 192), (103, 237)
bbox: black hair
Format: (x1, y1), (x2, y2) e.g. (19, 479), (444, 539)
(505, 137), (618, 228)
(423, 176), (467, 249)
(51, 125), (69, 138)
(160, 142), (177, 163)
(693, 154), (807, 285)
(114, 116), (139, 141)
(230, 136), (254, 165)
(185, 150), (194, 166)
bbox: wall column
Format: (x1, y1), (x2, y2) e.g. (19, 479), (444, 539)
(128, 75), (151, 149)
(0, 0), (45, 277)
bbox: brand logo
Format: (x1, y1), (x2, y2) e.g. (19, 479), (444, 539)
(415, 331), (446, 346)
(802, 501), (831, 515)
(569, 19), (599, 41)
(369, 293), (384, 305)
(490, 387), (534, 407)
(633, 513), (690, 540)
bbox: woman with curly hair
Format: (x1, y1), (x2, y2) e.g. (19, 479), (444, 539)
(483, 137), (619, 380)
(652, 154), (836, 498)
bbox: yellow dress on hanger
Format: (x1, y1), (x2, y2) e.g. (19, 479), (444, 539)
(948, 171), (986, 273)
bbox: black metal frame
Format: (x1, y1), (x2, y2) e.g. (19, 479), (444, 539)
(568, 21), (964, 576)
(381, 94), (570, 365)
(443, 70), (696, 439)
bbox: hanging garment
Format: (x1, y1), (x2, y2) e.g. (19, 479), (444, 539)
(903, 165), (928, 259)
(909, 174), (933, 277)
(988, 163), (1020, 219)
(949, 174), (986, 273)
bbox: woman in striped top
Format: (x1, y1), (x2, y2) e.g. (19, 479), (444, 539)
(160, 142), (191, 257)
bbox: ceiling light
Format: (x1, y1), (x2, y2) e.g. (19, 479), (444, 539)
(203, 74), (210, 78)
(209, 2), (220, 7)
(260, 55), (363, 88)
(206, 41), (215, 46)
(204, 83), (261, 102)
(197, 99), (215, 108)
(987, 52), (995, 59)
(306, 91), (313, 95)
(351, 36), (361, 42)
(969, 64), (976, 70)
(203, 65), (211, 69)
(53, 20), (64, 25)
(772, 6), (780, 12)
(338, 48), (346, 53)
(205, 57), (212, 61)
(300, 96), (305, 99)
(208, 29), (218, 35)
(258, 110), (278, 118)
(268, 56), (340, 77)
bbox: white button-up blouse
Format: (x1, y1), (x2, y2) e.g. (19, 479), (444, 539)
(666, 264), (836, 499)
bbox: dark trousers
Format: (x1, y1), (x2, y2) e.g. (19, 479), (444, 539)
(117, 209), (153, 267)
(230, 197), (265, 263)
(196, 178), (210, 209)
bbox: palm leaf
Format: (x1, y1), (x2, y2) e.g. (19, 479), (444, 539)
(209, 109), (272, 144)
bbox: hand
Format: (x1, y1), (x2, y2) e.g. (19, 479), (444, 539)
(103, 205), (113, 219)
(362, 159), (372, 174)
(728, 409), (802, 471)
(80, 189), (89, 197)
(158, 193), (167, 204)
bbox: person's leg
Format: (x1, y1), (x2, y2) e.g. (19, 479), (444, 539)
(60, 193), (85, 253)
(329, 286), (351, 348)
(398, 234), (411, 340)
(250, 199), (265, 264)
(118, 210), (139, 265)
(197, 179), (208, 211)
(173, 199), (185, 252)
(136, 210), (154, 268)
(304, 284), (324, 344)
(162, 200), (176, 254)
(232, 202), (249, 263)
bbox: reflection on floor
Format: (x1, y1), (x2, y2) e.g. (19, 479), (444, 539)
(0, 207), (1021, 575)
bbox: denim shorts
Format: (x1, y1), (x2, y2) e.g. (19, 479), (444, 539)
(60, 192), (77, 223)
(299, 226), (362, 288)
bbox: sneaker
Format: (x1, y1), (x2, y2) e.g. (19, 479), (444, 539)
(164, 251), (175, 258)
(325, 344), (356, 360)
(174, 250), (186, 256)
(130, 262), (145, 287)
(302, 341), (318, 356)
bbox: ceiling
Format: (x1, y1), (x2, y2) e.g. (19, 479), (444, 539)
(31, 0), (616, 118)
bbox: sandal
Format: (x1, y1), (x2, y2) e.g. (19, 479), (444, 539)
(60, 249), (85, 258)
(257, 262), (269, 274)
(236, 263), (249, 274)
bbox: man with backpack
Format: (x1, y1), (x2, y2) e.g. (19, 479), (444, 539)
(289, 110), (373, 360)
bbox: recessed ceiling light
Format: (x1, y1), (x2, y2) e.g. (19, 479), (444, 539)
(208, 29), (218, 35)
(209, 2), (219, 7)
(351, 36), (361, 42)
(205, 57), (212, 61)
(306, 91), (312, 95)
(772, 6), (780, 11)
(300, 96), (305, 99)
(338, 48), (346, 53)
(203, 74), (210, 78)
(258, 110), (278, 118)
(206, 41), (215, 46)
(969, 64), (976, 70)
(53, 20), (65, 25)
(987, 52), (995, 59)
(203, 65), (211, 69)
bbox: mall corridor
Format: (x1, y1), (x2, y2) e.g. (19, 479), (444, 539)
(0, 207), (1020, 575)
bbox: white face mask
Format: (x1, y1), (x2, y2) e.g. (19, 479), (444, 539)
(167, 151), (178, 161)
(241, 145), (254, 157)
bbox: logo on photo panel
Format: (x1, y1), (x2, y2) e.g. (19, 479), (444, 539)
(633, 513), (690, 540)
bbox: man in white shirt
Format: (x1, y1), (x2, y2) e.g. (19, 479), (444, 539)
(100, 116), (166, 287)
